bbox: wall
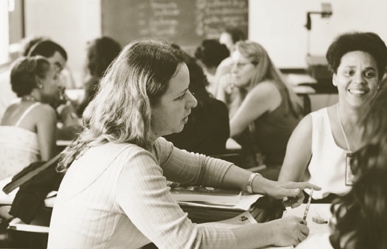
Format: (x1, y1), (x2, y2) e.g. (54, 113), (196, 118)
(24, 0), (387, 86)
(24, 0), (101, 87)
(249, 0), (387, 68)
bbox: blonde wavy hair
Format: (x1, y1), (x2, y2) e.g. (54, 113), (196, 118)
(234, 41), (303, 117)
(58, 39), (185, 171)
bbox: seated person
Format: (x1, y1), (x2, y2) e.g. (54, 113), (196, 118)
(164, 52), (230, 156)
(0, 36), (49, 120)
(0, 56), (62, 221)
(194, 39), (229, 96)
(219, 26), (246, 55)
(214, 26), (247, 96)
(0, 37), (81, 140)
(217, 41), (304, 180)
(77, 36), (122, 116)
(278, 32), (387, 202)
(296, 79), (387, 249)
(48, 39), (319, 249)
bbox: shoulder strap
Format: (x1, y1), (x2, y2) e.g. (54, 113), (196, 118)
(15, 102), (41, 127)
(2, 153), (61, 194)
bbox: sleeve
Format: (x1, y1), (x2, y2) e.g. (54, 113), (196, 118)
(115, 147), (237, 249)
(155, 137), (234, 187)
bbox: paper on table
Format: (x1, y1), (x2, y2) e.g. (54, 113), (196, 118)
(171, 186), (242, 205)
(201, 211), (257, 229)
(177, 192), (262, 211)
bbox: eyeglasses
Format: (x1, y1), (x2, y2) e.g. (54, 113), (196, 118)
(233, 61), (252, 69)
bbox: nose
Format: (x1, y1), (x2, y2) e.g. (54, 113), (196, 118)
(352, 71), (365, 83)
(186, 91), (197, 109)
(231, 63), (238, 74)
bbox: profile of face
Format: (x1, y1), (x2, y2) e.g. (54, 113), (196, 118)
(46, 51), (66, 73)
(219, 32), (234, 53)
(230, 50), (256, 88)
(39, 65), (61, 105)
(150, 63), (197, 138)
(333, 51), (379, 108)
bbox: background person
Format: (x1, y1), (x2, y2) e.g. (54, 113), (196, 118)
(164, 51), (230, 156)
(76, 36), (122, 117)
(194, 39), (229, 96)
(278, 31), (387, 202)
(0, 56), (61, 222)
(48, 39), (318, 249)
(214, 26), (247, 96)
(217, 41), (304, 180)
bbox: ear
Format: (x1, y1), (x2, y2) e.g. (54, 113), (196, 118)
(332, 74), (337, 86)
(35, 76), (44, 89)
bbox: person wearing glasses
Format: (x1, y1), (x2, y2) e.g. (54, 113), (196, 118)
(217, 41), (304, 180)
(278, 32), (387, 203)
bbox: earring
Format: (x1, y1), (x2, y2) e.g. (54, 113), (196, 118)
(38, 84), (43, 89)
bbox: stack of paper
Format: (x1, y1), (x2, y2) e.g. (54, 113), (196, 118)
(170, 186), (262, 223)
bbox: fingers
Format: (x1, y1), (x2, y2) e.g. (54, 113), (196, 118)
(284, 182), (321, 191)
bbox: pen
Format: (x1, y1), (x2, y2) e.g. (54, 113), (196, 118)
(302, 188), (313, 223)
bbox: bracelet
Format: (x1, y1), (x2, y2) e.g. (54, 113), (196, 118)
(246, 173), (260, 194)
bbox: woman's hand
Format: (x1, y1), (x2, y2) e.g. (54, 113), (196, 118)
(218, 74), (235, 94)
(260, 179), (320, 208)
(269, 216), (309, 247)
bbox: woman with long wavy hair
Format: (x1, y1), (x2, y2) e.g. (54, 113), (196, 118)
(48, 39), (318, 249)
(217, 41), (304, 180)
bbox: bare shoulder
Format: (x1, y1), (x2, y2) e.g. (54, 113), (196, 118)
(31, 103), (57, 120)
(250, 81), (281, 98)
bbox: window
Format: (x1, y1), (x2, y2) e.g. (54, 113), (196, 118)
(0, 0), (24, 65)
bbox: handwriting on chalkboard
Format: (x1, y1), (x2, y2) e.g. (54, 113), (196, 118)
(102, 0), (248, 50)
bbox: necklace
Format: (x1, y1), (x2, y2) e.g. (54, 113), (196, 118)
(336, 104), (352, 152)
(21, 95), (37, 102)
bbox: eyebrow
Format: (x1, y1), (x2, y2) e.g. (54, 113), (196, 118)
(176, 88), (189, 97)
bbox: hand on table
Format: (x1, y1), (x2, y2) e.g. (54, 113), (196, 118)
(269, 216), (309, 247)
(265, 181), (320, 208)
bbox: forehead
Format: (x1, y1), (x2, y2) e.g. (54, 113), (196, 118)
(231, 50), (249, 62)
(46, 51), (66, 70)
(339, 51), (377, 68)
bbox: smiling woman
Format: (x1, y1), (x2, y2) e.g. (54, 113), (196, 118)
(278, 31), (387, 203)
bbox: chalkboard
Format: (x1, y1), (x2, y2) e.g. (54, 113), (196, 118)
(101, 0), (248, 54)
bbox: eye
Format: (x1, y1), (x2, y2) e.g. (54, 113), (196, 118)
(364, 70), (376, 78)
(343, 69), (355, 76)
(175, 92), (187, 100)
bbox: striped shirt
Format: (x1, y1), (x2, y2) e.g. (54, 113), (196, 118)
(48, 137), (238, 249)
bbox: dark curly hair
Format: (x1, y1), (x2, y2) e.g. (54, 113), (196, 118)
(326, 32), (387, 80)
(10, 56), (51, 97)
(28, 40), (68, 61)
(86, 36), (122, 78)
(329, 85), (387, 249)
(222, 26), (246, 44)
(194, 39), (229, 69)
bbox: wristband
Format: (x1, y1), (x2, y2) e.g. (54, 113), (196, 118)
(246, 173), (260, 194)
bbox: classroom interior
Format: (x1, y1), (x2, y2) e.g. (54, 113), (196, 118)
(1, 0), (387, 248)
(2, 0), (387, 112)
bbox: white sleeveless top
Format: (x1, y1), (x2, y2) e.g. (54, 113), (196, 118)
(0, 102), (41, 180)
(307, 108), (352, 199)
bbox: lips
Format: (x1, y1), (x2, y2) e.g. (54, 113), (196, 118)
(348, 88), (369, 96)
